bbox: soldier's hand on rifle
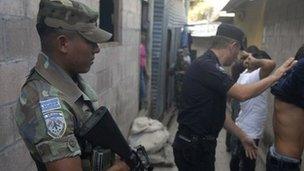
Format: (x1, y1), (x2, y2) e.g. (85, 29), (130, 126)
(107, 160), (130, 171)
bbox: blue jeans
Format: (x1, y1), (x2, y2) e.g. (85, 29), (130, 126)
(266, 146), (300, 171)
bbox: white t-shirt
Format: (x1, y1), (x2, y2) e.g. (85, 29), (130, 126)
(235, 68), (268, 139)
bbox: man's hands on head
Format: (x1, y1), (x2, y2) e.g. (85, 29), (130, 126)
(238, 50), (249, 61)
(242, 53), (258, 69)
(228, 56), (296, 101)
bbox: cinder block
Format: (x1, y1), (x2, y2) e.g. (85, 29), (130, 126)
(0, 19), (6, 61)
(298, 20), (304, 36)
(0, 0), (25, 16)
(24, 0), (39, 19)
(0, 140), (36, 171)
(118, 102), (138, 136)
(296, 2), (304, 20)
(0, 60), (28, 105)
(4, 18), (39, 61)
(122, 11), (140, 30)
(122, 29), (140, 46)
(111, 64), (122, 86)
(123, 0), (140, 14)
(104, 47), (119, 68)
(0, 103), (21, 150)
(81, 72), (98, 94)
(25, 162), (37, 171)
(92, 50), (107, 72)
(96, 68), (111, 94)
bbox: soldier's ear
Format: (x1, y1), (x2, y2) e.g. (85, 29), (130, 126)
(57, 35), (69, 54)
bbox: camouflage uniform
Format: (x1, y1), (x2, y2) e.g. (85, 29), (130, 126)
(16, 53), (99, 169)
(174, 49), (190, 110)
(15, 0), (112, 170)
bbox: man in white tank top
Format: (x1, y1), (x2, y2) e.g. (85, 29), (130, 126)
(230, 46), (276, 171)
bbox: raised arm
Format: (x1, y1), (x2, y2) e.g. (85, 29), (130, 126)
(228, 57), (296, 101)
(243, 54), (276, 79)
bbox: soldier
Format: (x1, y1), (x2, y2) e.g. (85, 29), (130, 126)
(15, 0), (129, 170)
(173, 49), (191, 110)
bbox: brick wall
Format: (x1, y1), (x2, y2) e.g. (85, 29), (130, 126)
(0, 0), (141, 170)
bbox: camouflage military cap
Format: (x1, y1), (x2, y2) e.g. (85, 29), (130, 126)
(37, 0), (112, 43)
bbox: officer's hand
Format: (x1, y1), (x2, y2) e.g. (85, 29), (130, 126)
(272, 57), (297, 80)
(107, 160), (130, 171)
(240, 136), (258, 160)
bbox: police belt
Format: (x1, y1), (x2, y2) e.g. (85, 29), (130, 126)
(177, 126), (216, 143)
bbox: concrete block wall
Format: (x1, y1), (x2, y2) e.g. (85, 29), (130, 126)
(0, 0), (141, 170)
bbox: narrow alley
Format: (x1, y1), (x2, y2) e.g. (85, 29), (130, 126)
(154, 114), (231, 171)
(1, 0), (304, 170)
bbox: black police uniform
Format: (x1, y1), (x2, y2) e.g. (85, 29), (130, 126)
(173, 50), (234, 171)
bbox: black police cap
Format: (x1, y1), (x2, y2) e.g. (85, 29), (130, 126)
(216, 23), (246, 50)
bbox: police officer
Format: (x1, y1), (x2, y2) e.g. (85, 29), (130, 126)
(15, 0), (129, 170)
(172, 23), (296, 171)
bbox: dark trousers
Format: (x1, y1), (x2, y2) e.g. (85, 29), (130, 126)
(172, 132), (217, 171)
(266, 150), (300, 171)
(230, 138), (259, 171)
(226, 99), (240, 152)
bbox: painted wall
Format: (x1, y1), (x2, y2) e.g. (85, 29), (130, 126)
(233, 0), (267, 48)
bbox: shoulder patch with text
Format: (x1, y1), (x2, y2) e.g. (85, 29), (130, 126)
(39, 98), (61, 113)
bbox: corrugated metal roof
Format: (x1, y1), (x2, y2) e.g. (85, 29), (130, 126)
(223, 0), (247, 12)
(188, 22), (221, 37)
(167, 0), (187, 28)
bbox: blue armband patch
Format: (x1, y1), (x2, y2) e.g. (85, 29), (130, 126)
(39, 98), (61, 113)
